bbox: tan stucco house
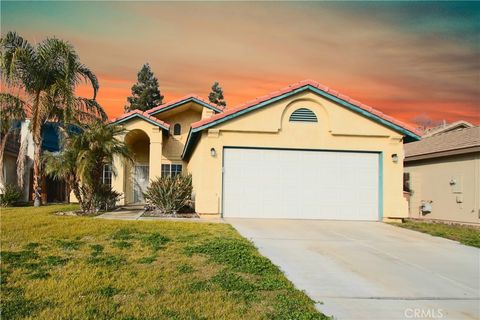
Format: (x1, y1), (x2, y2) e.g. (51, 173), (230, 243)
(404, 126), (480, 225)
(110, 80), (421, 221)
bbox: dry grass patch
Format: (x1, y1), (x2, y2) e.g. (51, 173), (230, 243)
(392, 220), (480, 248)
(1, 205), (328, 319)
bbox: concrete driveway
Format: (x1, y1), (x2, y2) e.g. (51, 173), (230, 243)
(227, 219), (480, 320)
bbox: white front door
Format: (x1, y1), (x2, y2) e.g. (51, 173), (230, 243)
(222, 148), (380, 220)
(133, 164), (149, 203)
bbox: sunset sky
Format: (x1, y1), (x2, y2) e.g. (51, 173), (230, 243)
(2, 1), (479, 125)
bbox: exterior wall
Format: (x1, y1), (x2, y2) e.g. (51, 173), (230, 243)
(188, 91), (408, 219)
(110, 106), (202, 205)
(159, 109), (202, 169)
(405, 153), (480, 224)
(2, 154), (18, 188)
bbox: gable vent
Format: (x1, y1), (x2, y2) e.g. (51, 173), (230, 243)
(289, 108), (318, 122)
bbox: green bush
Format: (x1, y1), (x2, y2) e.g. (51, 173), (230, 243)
(93, 184), (122, 211)
(0, 184), (22, 207)
(143, 174), (193, 214)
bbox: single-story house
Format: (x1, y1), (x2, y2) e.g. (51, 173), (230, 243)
(404, 126), (480, 225)
(110, 79), (421, 221)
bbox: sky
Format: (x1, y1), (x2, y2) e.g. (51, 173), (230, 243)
(2, 1), (479, 125)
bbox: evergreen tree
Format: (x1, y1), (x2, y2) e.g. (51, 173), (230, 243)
(125, 63), (164, 112)
(208, 81), (226, 107)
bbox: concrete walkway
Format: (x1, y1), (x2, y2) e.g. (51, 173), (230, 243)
(227, 219), (480, 320)
(96, 206), (224, 223)
(96, 205), (144, 220)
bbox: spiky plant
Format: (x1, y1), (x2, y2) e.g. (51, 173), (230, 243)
(143, 174), (193, 214)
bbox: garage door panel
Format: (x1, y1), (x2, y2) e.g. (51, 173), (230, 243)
(223, 148), (379, 220)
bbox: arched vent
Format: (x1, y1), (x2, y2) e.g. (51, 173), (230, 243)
(289, 108), (318, 122)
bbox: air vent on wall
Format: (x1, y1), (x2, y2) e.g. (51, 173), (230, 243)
(289, 108), (318, 122)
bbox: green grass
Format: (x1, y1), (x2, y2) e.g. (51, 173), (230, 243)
(0, 204), (328, 320)
(392, 220), (480, 248)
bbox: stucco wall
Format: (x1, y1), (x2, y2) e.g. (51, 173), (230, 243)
(188, 91), (408, 219)
(160, 109), (201, 165)
(405, 153), (480, 224)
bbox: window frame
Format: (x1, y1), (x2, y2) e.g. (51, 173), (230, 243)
(161, 163), (183, 177)
(102, 164), (112, 187)
(173, 123), (181, 136)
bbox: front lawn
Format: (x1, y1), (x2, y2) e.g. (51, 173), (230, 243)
(392, 220), (480, 248)
(0, 205), (327, 320)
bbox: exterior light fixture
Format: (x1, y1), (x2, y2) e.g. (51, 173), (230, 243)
(391, 154), (399, 163)
(210, 148), (216, 157)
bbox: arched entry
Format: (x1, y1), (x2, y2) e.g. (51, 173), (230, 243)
(124, 129), (150, 204)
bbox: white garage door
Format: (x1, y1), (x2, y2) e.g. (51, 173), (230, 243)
(222, 148), (379, 220)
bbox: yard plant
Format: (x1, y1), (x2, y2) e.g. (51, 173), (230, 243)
(143, 174), (193, 214)
(0, 205), (328, 319)
(0, 184), (22, 206)
(43, 121), (131, 214)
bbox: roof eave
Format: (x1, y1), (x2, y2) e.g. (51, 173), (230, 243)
(193, 85), (421, 141)
(111, 114), (170, 131)
(148, 97), (223, 117)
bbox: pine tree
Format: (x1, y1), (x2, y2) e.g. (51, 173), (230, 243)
(125, 63), (164, 112)
(208, 81), (226, 107)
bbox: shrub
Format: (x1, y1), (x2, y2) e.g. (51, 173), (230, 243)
(0, 184), (22, 207)
(93, 184), (122, 211)
(143, 174), (192, 214)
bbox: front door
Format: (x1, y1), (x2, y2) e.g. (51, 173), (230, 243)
(133, 164), (149, 203)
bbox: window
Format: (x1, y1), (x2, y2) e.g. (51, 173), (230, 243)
(102, 164), (112, 187)
(289, 108), (318, 122)
(161, 164), (183, 177)
(403, 172), (411, 192)
(173, 123), (181, 135)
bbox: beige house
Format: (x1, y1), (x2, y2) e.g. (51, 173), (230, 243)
(404, 126), (480, 225)
(110, 80), (421, 221)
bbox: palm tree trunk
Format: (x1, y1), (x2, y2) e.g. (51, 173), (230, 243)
(31, 91), (43, 207)
(32, 137), (42, 206)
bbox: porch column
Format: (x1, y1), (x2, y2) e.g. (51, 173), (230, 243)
(112, 133), (126, 205)
(149, 128), (163, 182)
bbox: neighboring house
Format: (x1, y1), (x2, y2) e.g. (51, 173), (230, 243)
(422, 120), (473, 138)
(110, 79), (420, 221)
(404, 126), (480, 225)
(1, 121), (69, 203)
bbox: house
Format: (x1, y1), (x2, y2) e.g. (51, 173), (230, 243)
(110, 79), (421, 221)
(1, 121), (70, 203)
(404, 126), (480, 225)
(422, 120), (474, 138)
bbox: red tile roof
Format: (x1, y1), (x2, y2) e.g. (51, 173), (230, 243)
(110, 109), (170, 129)
(191, 79), (421, 137)
(146, 94), (224, 115)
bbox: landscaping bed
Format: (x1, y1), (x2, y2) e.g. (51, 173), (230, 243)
(392, 219), (480, 248)
(0, 204), (328, 320)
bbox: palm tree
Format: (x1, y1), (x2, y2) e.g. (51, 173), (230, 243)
(0, 31), (106, 206)
(44, 121), (131, 214)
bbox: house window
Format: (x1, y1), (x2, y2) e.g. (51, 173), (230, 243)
(173, 123), (181, 135)
(161, 164), (183, 177)
(289, 108), (318, 122)
(403, 172), (411, 192)
(102, 164), (112, 187)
